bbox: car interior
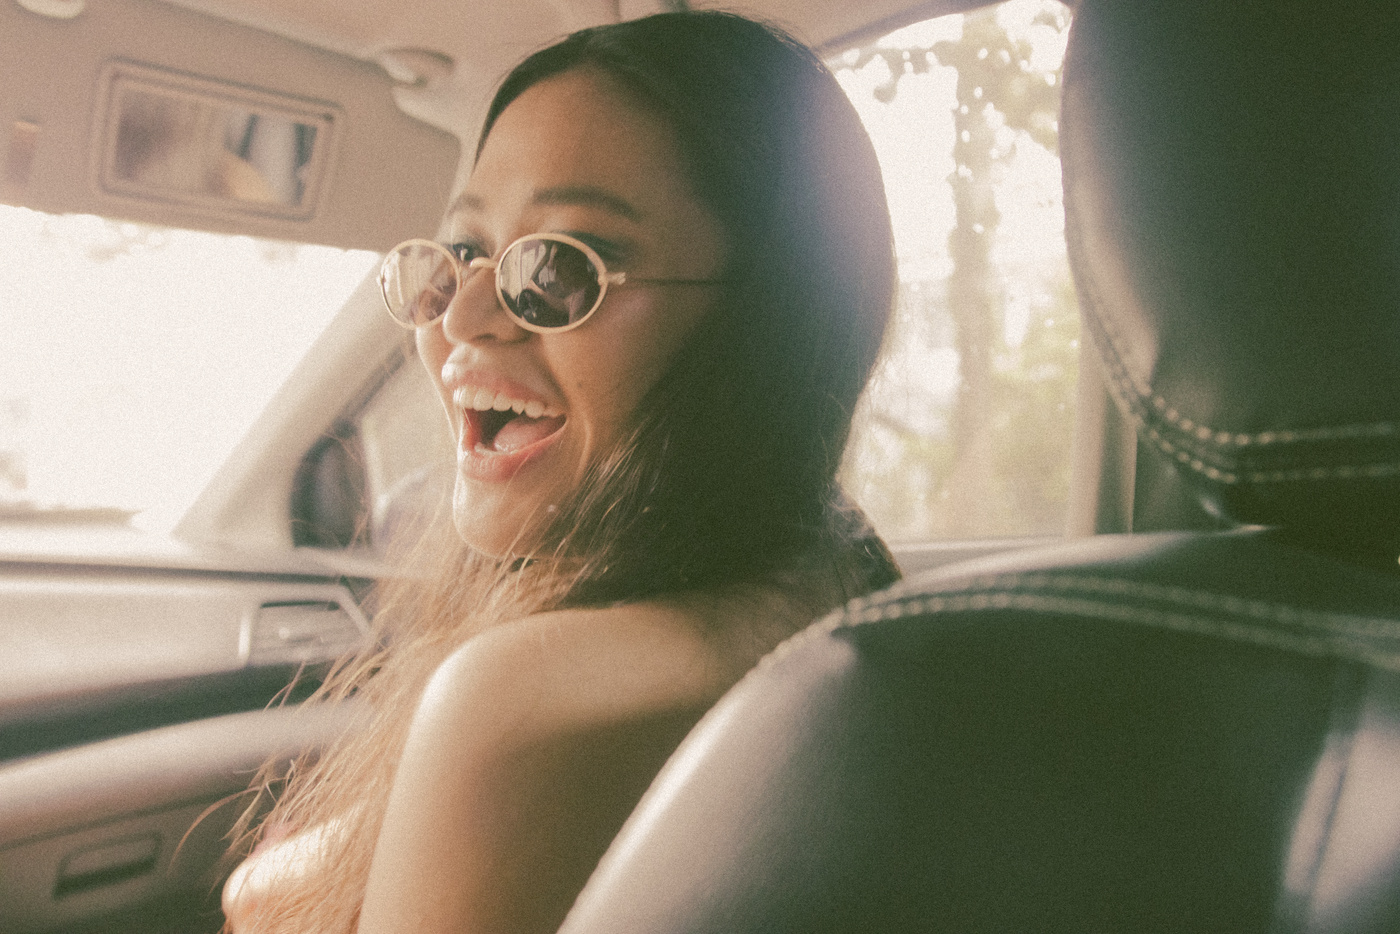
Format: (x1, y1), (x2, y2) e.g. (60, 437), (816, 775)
(3, 0), (1397, 931)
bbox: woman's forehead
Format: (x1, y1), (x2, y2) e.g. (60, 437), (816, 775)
(455, 70), (694, 226)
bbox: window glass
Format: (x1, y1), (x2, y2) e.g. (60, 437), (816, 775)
(834, 0), (1078, 542)
(0, 205), (380, 529)
(357, 353), (453, 548)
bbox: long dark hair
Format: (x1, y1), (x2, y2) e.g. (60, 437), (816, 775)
(227, 15), (897, 933)
(488, 11), (899, 604)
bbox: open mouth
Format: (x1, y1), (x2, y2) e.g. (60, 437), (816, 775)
(471, 407), (567, 454)
(455, 386), (567, 456)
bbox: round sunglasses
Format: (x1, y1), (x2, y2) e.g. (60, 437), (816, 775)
(379, 232), (721, 333)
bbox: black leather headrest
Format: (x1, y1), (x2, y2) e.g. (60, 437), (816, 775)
(1062, 0), (1400, 556)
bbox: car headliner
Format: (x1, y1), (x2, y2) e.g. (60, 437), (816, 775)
(155, 0), (994, 136)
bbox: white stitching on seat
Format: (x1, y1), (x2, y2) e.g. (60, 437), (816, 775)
(1061, 196), (1400, 485)
(840, 571), (1400, 671)
(848, 591), (1400, 671)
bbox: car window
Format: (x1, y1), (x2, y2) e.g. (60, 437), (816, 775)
(834, 0), (1078, 542)
(358, 352), (454, 547)
(0, 205), (380, 530)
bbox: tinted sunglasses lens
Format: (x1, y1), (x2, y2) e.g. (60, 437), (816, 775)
(496, 238), (602, 330)
(382, 242), (456, 326)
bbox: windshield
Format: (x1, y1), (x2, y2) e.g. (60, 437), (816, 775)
(0, 205), (380, 530)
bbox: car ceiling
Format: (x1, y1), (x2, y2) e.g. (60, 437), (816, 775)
(155, 0), (988, 137)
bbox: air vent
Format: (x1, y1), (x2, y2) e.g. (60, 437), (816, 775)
(248, 601), (365, 666)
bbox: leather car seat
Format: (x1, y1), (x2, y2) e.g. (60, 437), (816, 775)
(554, 0), (1400, 931)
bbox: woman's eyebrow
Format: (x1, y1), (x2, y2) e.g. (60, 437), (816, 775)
(444, 191), (484, 221)
(443, 186), (643, 226)
(532, 185), (643, 222)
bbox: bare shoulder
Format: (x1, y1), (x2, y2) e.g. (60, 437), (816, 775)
(356, 597), (792, 933)
(416, 599), (748, 744)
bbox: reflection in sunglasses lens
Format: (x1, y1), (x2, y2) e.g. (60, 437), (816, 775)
(510, 290), (567, 328)
(385, 243), (458, 326)
(409, 280), (450, 325)
(499, 239), (600, 329)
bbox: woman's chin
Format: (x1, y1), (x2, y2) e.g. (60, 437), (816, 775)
(451, 479), (554, 560)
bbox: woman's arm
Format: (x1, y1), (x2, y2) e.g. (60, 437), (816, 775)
(354, 603), (735, 934)
(223, 819), (335, 931)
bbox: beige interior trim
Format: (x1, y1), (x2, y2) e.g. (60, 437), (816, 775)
(0, 0), (458, 250)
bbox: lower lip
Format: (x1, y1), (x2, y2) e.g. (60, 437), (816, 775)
(457, 413), (567, 483)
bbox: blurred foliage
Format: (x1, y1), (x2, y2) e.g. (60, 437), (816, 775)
(79, 218), (170, 263)
(837, 1), (1079, 541)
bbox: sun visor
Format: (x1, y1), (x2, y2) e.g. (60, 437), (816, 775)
(0, 0), (458, 251)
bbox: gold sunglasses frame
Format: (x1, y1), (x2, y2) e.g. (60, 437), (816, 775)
(379, 232), (720, 334)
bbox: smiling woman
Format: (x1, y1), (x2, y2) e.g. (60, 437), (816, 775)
(416, 67), (729, 557)
(221, 11), (900, 934)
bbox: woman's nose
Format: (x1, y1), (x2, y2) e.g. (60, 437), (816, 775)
(440, 260), (527, 344)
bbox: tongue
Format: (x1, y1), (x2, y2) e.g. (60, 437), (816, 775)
(491, 414), (566, 453)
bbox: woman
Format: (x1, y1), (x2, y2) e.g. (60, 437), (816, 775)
(223, 11), (898, 933)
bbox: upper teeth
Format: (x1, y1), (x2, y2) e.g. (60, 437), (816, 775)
(453, 386), (561, 420)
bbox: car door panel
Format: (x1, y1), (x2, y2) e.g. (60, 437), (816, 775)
(0, 560), (368, 932)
